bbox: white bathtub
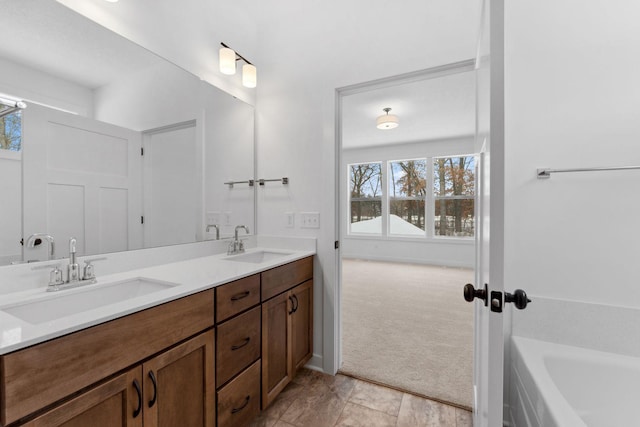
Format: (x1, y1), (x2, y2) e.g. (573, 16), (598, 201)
(511, 336), (640, 427)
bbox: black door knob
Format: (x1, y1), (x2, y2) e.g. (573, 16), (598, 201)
(463, 283), (487, 305)
(504, 289), (531, 310)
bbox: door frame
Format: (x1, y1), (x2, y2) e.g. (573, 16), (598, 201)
(333, 59), (478, 374)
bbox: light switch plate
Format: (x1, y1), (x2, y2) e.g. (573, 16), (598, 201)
(285, 212), (295, 228)
(300, 212), (320, 228)
(206, 212), (220, 225)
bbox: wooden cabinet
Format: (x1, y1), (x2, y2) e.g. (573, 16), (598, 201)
(22, 368), (143, 427)
(215, 275), (262, 427)
(216, 274), (260, 323)
(261, 292), (292, 408)
(0, 290), (214, 426)
(21, 330), (215, 427)
(0, 256), (313, 426)
(261, 258), (313, 409)
(143, 330), (215, 427)
(216, 360), (261, 427)
(291, 280), (313, 372)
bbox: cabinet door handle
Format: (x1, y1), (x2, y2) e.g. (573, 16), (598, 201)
(132, 379), (142, 418)
(292, 294), (299, 313)
(231, 291), (250, 301)
(231, 395), (251, 414)
(231, 337), (251, 351)
(148, 370), (157, 408)
(288, 296), (295, 314)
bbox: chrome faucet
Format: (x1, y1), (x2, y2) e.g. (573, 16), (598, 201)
(206, 224), (220, 240)
(25, 233), (55, 260)
(67, 237), (80, 282)
(228, 225), (250, 255)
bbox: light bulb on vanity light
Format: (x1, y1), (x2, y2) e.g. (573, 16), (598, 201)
(219, 47), (237, 75)
(242, 63), (257, 88)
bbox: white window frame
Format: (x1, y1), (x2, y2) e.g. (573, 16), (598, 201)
(346, 154), (477, 241)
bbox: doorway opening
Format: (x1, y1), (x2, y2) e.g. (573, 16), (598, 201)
(337, 61), (476, 409)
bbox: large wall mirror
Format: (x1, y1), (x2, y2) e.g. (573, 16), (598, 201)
(0, 0), (255, 266)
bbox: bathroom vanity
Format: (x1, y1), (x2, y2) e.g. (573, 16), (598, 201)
(0, 250), (314, 427)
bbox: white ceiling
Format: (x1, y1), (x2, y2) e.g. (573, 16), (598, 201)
(0, 0), (164, 89)
(342, 71), (476, 149)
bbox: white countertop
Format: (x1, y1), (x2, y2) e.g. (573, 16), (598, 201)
(0, 247), (315, 355)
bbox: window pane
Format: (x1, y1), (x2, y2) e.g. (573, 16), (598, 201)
(0, 110), (22, 152)
(349, 162), (382, 234)
(389, 159), (426, 234)
(433, 155), (475, 196)
(434, 199), (475, 237)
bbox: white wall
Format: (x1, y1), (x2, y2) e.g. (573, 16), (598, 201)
(341, 137), (475, 268)
(0, 57), (93, 116)
(0, 154), (21, 264)
(94, 61), (201, 131)
(503, 0), (640, 308)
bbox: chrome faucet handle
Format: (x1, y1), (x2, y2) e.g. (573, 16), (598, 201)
(83, 260), (95, 280)
(49, 265), (64, 288)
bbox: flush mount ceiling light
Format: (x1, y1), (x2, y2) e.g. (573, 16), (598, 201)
(376, 107), (399, 130)
(219, 42), (257, 88)
(103, 0), (119, 3)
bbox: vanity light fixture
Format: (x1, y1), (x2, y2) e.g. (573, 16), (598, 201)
(376, 108), (399, 130)
(219, 42), (257, 88)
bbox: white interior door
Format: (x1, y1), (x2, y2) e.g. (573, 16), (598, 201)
(142, 121), (197, 248)
(473, 0), (506, 425)
(22, 104), (142, 261)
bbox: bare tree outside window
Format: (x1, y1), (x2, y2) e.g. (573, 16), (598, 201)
(389, 159), (426, 234)
(0, 110), (22, 151)
(349, 163), (382, 233)
(434, 155), (475, 237)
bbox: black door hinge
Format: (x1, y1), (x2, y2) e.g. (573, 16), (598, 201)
(141, 216), (144, 224)
(141, 147), (144, 156)
(334, 241), (339, 249)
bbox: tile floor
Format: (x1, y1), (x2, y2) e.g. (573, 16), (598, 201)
(250, 369), (473, 427)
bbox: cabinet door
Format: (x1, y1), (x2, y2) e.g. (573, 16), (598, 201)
(261, 292), (292, 409)
(291, 280), (313, 372)
(23, 367), (143, 427)
(144, 329), (215, 427)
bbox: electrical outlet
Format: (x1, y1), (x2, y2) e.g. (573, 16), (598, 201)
(206, 211), (220, 225)
(285, 212), (295, 228)
(300, 212), (320, 229)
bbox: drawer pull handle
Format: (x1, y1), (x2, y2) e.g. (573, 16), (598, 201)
(231, 395), (251, 414)
(148, 370), (157, 408)
(288, 296), (295, 314)
(292, 294), (299, 313)
(132, 379), (142, 418)
(231, 291), (250, 301)
(231, 337), (251, 351)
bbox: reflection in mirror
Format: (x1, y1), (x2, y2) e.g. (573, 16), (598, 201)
(0, 0), (255, 266)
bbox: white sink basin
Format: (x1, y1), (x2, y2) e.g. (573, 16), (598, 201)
(224, 251), (292, 264)
(1, 277), (178, 324)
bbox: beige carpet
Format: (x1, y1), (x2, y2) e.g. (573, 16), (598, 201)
(340, 259), (473, 409)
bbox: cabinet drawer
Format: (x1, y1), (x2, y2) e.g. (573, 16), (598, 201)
(217, 360), (261, 427)
(216, 274), (260, 323)
(216, 306), (261, 387)
(262, 257), (313, 301)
